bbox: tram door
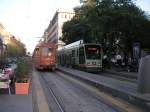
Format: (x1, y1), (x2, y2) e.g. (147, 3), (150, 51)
(76, 48), (79, 65)
(79, 46), (85, 64)
(72, 49), (75, 66)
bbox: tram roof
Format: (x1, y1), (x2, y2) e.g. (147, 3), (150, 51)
(57, 40), (101, 51)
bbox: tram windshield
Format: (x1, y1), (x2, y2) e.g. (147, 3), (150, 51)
(85, 45), (101, 59)
(42, 47), (52, 57)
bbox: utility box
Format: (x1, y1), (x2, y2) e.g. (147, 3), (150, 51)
(138, 55), (150, 93)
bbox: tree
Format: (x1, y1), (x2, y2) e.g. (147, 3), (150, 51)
(62, 0), (150, 53)
(62, 16), (91, 44)
(7, 40), (26, 57)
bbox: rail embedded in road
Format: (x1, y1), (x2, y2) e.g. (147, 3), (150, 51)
(37, 71), (120, 112)
(40, 74), (65, 112)
(56, 71), (144, 112)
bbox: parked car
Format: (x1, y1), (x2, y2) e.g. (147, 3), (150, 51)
(0, 72), (9, 80)
(2, 64), (16, 81)
(3, 65), (12, 78)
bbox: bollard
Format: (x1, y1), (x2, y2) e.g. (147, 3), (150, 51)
(138, 55), (150, 93)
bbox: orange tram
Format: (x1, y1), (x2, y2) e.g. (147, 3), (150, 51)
(32, 42), (56, 71)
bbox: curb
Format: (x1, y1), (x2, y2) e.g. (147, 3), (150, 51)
(32, 71), (51, 112)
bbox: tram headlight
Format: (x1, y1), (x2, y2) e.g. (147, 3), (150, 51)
(98, 64), (101, 66)
(98, 63), (101, 66)
(48, 52), (52, 56)
(87, 62), (90, 65)
(92, 62), (96, 65)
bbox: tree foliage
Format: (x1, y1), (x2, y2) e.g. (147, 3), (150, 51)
(62, 0), (150, 52)
(7, 41), (26, 57)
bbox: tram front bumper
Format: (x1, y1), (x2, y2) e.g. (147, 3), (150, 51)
(85, 66), (102, 73)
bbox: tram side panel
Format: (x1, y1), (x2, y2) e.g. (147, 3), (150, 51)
(32, 47), (40, 69)
(57, 43), (103, 72)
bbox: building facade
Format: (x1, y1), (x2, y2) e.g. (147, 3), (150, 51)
(45, 9), (75, 48)
(0, 22), (26, 59)
(0, 23), (5, 44)
(0, 23), (6, 60)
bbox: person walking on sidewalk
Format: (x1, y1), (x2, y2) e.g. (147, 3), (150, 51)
(115, 54), (122, 70)
(103, 54), (108, 68)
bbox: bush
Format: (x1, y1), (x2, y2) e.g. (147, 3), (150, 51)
(14, 58), (31, 82)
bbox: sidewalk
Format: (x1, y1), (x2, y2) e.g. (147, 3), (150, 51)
(0, 69), (51, 112)
(104, 68), (137, 79)
(0, 95), (33, 112)
(0, 78), (33, 112)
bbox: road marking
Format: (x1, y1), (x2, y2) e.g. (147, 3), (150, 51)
(57, 71), (142, 112)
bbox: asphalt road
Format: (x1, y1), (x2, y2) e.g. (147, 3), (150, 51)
(37, 70), (119, 112)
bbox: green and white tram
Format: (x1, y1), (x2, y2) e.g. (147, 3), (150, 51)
(57, 40), (103, 72)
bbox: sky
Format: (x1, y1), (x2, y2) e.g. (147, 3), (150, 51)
(0, 0), (150, 53)
(0, 0), (80, 53)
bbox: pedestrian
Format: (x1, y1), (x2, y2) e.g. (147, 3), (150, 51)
(116, 54), (122, 68)
(103, 54), (108, 68)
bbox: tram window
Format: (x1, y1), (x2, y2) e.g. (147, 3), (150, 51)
(72, 50), (75, 57)
(42, 47), (52, 56)
(35, 48), (39, 56)
(85, 45), (101, 59)
(79, 47), (85, 64)
(77, 49), (79, 56)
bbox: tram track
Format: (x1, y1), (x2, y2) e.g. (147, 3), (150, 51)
(56, 68), (147, 112)
(37, 71), (120, 112)
(34, 69), (146, 112)
(55, 71), (144, 112)
(39, 72), (66, 112)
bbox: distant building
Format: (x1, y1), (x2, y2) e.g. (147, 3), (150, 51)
(0, 22), (26, 57)
(45, 9), (75, 48)
(0, 23), (7, 62)
(0, 23), (5, 33)
(0, 23), (5, 44)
